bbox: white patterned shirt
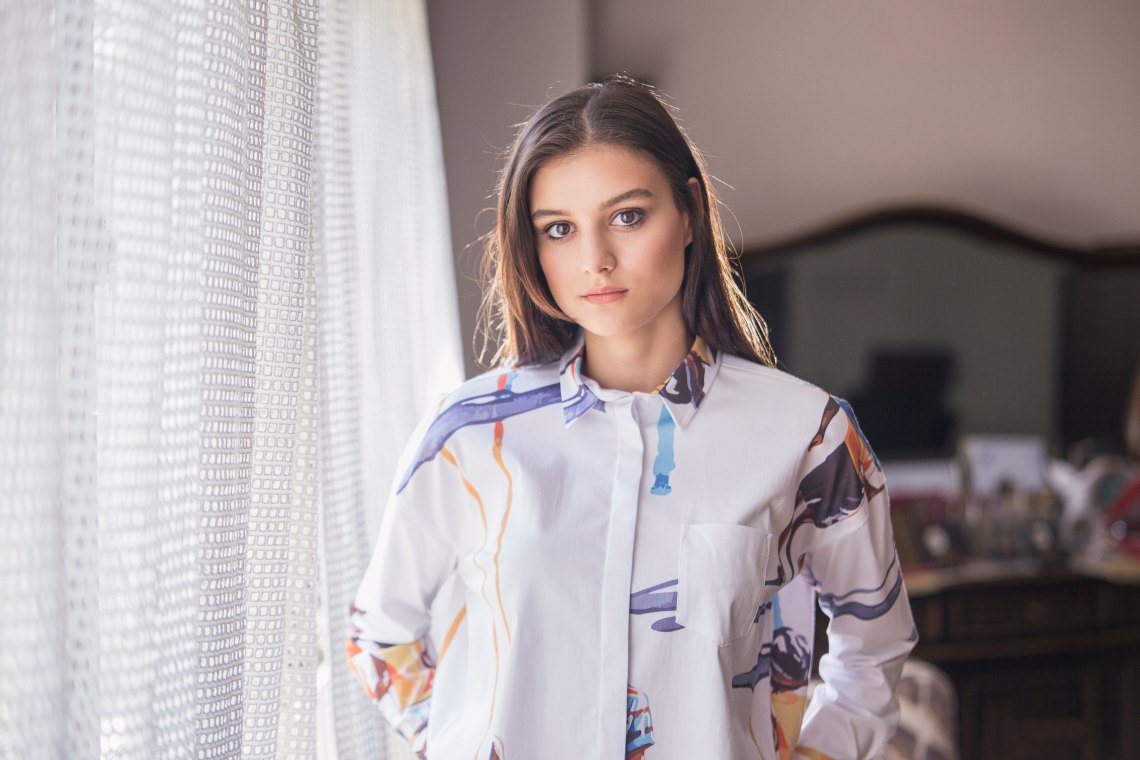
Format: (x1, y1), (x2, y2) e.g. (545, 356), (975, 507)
(348, 328), (917, 759)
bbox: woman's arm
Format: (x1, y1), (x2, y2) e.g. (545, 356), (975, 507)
(789, 398), (918, 759)
(346, 402), (459, 758)
(346, 502), (456, 757)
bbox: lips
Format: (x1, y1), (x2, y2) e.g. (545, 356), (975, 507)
(582, 286), (628, 304)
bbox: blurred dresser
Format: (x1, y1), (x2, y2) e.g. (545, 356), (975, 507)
(904, 561), (1140, 760)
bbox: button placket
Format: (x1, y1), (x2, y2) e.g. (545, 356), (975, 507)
(595, 396), (644, 758)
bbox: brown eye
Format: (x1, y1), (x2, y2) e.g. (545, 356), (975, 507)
(545, 222), (573, 239)
(613, 209), (644, 227)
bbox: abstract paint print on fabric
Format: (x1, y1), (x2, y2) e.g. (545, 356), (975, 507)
(348, 327), (916, 759)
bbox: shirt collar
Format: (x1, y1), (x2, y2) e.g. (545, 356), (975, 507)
(557, 329), (720, 429)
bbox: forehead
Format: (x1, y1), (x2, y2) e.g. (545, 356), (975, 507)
(529, 144), (669, 208)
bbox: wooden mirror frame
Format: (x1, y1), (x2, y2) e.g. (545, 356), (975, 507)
(740, 205), (1140, 457)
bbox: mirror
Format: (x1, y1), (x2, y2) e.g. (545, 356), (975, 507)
(742, 207), (1140, 460)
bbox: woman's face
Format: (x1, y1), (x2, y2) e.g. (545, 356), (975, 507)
(530, 144), (696, 344)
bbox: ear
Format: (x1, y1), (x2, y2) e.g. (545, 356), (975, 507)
(684, 177), (702, 247)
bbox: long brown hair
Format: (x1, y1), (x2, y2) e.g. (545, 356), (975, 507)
(477, 75), (776, 369)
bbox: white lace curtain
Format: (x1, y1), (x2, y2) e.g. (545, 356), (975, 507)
(0, 0), (463, 757)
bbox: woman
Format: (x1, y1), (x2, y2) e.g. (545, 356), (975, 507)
(347, 75), (916, 760)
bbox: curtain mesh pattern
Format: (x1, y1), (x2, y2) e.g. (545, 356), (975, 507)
(242, 1), (321, 757)
(0, 0), (462, 757)
(321, 1), (464, 757)
(311, 0), (377, 755)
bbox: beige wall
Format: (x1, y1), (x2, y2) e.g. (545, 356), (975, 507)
(429, 0), (1140, 377)
(593, 0), (1140, 249)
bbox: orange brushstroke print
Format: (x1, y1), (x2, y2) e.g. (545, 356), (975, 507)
(843, 422), (885, 500)
(491, 372), (514, 644)
(438, 446), (502, 760)
(437, 605), (466, 668)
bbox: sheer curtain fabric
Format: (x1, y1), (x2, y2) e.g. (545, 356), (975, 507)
(0, 0), (461, 758)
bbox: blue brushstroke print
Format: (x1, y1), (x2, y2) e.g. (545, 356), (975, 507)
(630, 579), (684, 632)
(651, 405), (676, 495)
(817, 557), (904, 621)
(732, 595), (811, 692)
(397, 384), (562, 493)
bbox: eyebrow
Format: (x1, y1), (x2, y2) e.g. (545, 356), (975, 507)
(531, 187), (654, 221)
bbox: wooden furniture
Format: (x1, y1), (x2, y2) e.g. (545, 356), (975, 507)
(905, 562), (1140, 760)
(812, 560), (1140, 758)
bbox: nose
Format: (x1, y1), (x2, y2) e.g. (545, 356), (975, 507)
(581, 228), (616, 274)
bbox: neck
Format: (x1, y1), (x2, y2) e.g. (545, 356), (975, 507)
(580, 310), (692, 394)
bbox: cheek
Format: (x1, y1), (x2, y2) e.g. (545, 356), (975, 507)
(536, 254), (555, 288)
(642, 228), (687, 277)
(537, 254), (572, 301)
(656, 232), (687, 297)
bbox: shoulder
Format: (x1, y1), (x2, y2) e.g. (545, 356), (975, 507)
(709, 353), (868, 468)
(434, 358), (562, 408)
(394, 359), (563, 494)
(715, 352), (837, 416)
(714, 353), (877, 462)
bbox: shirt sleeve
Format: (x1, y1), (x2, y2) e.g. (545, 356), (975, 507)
(346, 401), (459, 758)
(786, 397), (918, 760)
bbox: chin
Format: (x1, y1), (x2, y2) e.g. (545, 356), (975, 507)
(578, 321), (645, 340)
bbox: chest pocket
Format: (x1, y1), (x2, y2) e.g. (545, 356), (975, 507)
(675, 523), (778, 646)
